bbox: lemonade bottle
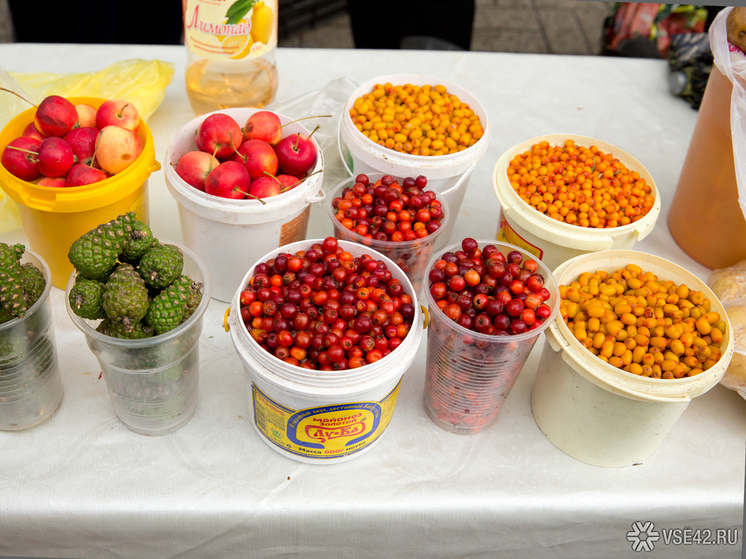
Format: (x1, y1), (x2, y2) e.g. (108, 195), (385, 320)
(183, 0), (279, 115)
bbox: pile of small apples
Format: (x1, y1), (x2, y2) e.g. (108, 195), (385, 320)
(0, 93), (142, 187)
(174, 110), (320, 201)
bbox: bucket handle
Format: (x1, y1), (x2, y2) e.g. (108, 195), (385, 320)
(307, 188), (326, 204)
(150, 161), (162, 173)
(224, 307), (231, 332)
(420, 305), (430, 329)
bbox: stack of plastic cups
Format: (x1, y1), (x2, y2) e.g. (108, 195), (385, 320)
(65, 242), (211, 436)
(422, 240), (560, 434)
(326, 174), (449, 294)
(0, 250), (63, 430)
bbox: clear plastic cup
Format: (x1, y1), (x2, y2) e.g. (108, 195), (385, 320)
(65, 242), (211, 436)
(422, 240), (560, 434)
(0, 249), (63, 430)
(326, 174), (449, 294)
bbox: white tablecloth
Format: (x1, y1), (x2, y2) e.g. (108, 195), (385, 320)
(0, 44), (744, 559)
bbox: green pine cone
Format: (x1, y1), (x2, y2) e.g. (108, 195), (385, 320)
(21, 262), (45, 309)
(97, 318), (155, 339)
(0, 268), (27, 320)
(145, 276), (192, 335)
(102, 263), (149, 331)
(100, 212), (140, 250)
(183, 277), (204, 322)
(138, 244), (184, 290)
(68, 226), (120, 282)
(120, 220), (158, 264)
(69, 276), (106, 320)
(0, 243), (24, 269)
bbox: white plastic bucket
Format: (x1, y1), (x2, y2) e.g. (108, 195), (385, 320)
(338, 74), (491, 248)
(228, 239), (424, 463)
(493, 135), (661, 271)
(530, 250), (734, 467)
(165, 108), (326, 303)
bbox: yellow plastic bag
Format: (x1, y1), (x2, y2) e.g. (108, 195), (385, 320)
(0, 59), (174, 234)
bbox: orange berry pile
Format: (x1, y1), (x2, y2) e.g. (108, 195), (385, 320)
(349, 83), (484, 156)
(507, 139), (655, 228)
(560, 264), (726, 379)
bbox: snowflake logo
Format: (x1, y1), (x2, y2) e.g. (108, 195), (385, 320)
(627, 521), (660, 552)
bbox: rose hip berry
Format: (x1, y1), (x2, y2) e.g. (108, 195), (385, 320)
(332, 174), (443, 242)
(428, 238), (552, 335)
(240, 237), (414, 370)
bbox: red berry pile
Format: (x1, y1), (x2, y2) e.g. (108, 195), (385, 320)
(428, 238), (552, 335)
(240, 237), (415, 370)
(331, 174), (444, 242)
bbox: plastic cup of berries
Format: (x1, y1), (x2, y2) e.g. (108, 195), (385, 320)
(327, 173), (449, 295)
(64, 242), (211, 436)
(423, 238), (560, 434)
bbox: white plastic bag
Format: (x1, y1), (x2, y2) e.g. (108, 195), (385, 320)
(711, 8), (746, 219)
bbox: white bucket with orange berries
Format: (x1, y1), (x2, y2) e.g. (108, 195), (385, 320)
(165, 108), (325, 303)
(227, 238), (424, 464)
(531, 250), (734, 468)
(339, 74), (490, 249)
(493, 134), (661, 271)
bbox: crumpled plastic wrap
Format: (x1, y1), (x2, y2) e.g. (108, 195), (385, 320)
(268, 77), (358, 233)
(707, 259), (746, 400)
(0, 59), (174, 235)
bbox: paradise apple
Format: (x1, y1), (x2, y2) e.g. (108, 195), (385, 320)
(95, 125), (142, 175)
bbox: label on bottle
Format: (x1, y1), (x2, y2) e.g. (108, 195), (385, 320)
(184, 0), (277, 61)
(496, 213), (544, 260)
(251, 381), (402, 460)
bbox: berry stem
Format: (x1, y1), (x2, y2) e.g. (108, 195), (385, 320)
(0, 87), (36, 107)
(235, 189), (267, 205)
(278, 114), (332, 130)
(307, 124), (321, 140)
(5, 145), (39, 156)
(279, 169), (322, 192)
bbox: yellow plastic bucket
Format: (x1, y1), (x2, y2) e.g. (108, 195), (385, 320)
(0, 96), (160, 288)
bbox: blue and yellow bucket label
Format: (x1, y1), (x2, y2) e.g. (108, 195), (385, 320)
(251, 381), (401, 460)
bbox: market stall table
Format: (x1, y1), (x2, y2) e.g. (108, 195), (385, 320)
(0, 44), (743, 559)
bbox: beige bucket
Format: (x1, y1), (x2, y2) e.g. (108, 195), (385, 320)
(530, 250), (733, 467)
(493, 135), (661, 271)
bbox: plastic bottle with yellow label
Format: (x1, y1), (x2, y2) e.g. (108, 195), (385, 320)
(182, 0), (278, 115)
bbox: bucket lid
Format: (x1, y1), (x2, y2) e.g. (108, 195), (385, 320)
(492, 134), (661, 252)
(546, 250), (734, 401)
(0, 97), (159, 213)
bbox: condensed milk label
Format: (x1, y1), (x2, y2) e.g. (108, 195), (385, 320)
(251, 381), (401, 459)
(497, 214), (543, 260)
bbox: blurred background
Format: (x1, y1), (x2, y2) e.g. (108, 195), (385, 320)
(0, 0), (725, 109)
(0, 0), (613, 55)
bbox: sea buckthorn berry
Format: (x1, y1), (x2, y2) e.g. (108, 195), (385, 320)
(351, 84), (483, 156)
(559, 266), (724, 379)
(508, 140), (655, 229)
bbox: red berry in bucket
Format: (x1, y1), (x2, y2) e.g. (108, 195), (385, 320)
(239, 238), (415, 370)
(428, 238), (552, 336)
